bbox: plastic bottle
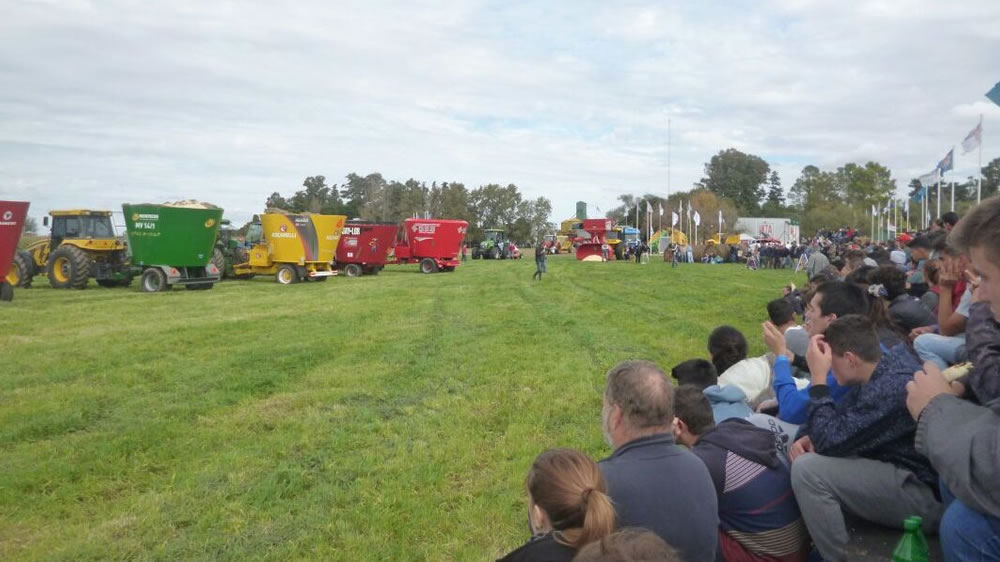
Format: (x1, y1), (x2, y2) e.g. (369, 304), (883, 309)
(892, 516), (930, 562)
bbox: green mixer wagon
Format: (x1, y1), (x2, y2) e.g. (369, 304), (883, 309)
(123, 203), (224, 292)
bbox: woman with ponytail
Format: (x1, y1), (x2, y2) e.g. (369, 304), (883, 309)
(497, 448), (615, 562)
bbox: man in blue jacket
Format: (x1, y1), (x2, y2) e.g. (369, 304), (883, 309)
(599, 360), (719, 562)
(789, 315), (943, 562)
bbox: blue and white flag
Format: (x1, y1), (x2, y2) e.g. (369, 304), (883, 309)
(962, 118), (983, 154)
(987, 82), (1000, 107)
(937, 149), (954, 173)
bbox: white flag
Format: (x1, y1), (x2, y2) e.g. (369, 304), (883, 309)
(718, 209), (723, 225)
(962, 118), (983, 154)
(686, 200), (692, 217)
(659, 204), (663, 216)
(671, 211), (679, 226)
(646, 201), (653, 213)
(918, 170), (939, 187)
(693, 211), (701, 226)
(871, 204), (877, 215)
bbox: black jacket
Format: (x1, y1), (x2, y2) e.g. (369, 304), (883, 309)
(497, 533), (575, 562)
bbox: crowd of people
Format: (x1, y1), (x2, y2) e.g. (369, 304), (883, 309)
(498, 198), (1000, 561)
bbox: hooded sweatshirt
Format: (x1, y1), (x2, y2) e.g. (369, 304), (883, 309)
(703, 385), (753, 422)
(692, 419), (810, 562)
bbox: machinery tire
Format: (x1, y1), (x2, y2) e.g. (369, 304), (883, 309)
(233, 247), (250, 265)
(0, 281), (12, 302)
(344, 263), (363, 278)
(472, 249), (481, 259)
(211, 247), (226, 275)
(47, 245), (92, 289)
(276, 264), (298, 285)
(490, 247), (501, 260)
(185, 283), (214, 290)
(140, 268), (168, 292)
(9, 250), (33, 288)
(419, 258), (439, 274)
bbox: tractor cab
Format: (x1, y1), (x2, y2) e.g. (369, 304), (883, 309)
(45, 211), (118, 249)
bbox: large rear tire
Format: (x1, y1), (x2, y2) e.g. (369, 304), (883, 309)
(0, 281), (13, 302)
(9, 251), (33, 288)
(47, 245), (91, 289)
(344, 263), (363, 278)
(276, 264), (298, 285)
(211, 247), (226, 276)
(140, 268), (168, 292)
(419, 258), (439, 274)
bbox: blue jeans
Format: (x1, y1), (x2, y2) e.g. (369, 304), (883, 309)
(941, 485), (1000, 561)
(914, 333), (966, 370)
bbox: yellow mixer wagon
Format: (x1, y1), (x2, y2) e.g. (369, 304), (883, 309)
(235, 212), (346, 284)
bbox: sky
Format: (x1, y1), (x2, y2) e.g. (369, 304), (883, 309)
(2, 0), (999, 226)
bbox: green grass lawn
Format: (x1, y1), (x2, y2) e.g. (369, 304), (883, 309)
(0, 256), (806, 561)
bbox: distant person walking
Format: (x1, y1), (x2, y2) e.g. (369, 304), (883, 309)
(461, 243), (467, 262)
(601, 243), (610, 262)
(533, 243), (547, 281)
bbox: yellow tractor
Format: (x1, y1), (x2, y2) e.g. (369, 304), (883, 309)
(18, 210), (132, 289)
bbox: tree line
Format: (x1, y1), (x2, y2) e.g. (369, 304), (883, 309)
(610, 148), (1000, 238)
(263, 173), (553, 244)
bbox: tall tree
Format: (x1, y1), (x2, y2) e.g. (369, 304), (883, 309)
(982, 156), (1000, 199)
(762, 171), (785, 215)
(696, 148), (770, 213)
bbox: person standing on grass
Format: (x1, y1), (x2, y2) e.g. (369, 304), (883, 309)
(601, 243), (610, 262)
(497, 448), (615, 562)
(598, 360), (719, 562)
(533, 243), (547, 281)
(461, 242), (467, 262)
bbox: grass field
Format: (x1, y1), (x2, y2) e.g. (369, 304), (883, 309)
(1, 256), (805, 561)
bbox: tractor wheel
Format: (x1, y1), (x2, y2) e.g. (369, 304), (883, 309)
(472, 249), (481, 260)
(344, 263), (363, 278)
(490, 247), (501, 260)
(140, 268), (168, 292)
(419, 258), (439, 274)
(9, 251), (33, 288)
(211, 247), (226, 275)
(233, 247), (249, 265)
(47, 245), (92, 289)
(276, 264), (298, 285)
(185, 283), (214, 290)
(0, 281), (12, 302)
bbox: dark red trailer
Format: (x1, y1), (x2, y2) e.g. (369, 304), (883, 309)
(0, 201), (30, 302)
(391, 218), (468, 274)
(335, 221), (399, 277)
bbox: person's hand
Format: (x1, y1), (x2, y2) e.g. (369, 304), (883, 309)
(806, 335), (832, 384)
(950, 380), (966, 397)
(965, 270), (989, 304)
(905, 361), (953, 420)
(789, 436), (814, 462)
(762, 321), (790, 359)
(909, 325), (935, 341)
(938, 259), (961, 288)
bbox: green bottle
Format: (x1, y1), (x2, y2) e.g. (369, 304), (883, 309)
(892, 516), (930, 562)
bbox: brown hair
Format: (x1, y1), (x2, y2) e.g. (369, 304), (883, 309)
(527, 448), (616, 550)
(950, 196), (1000, 264)
(572, 528), (681, 561)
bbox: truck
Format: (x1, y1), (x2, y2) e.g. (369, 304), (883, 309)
(391, 218), (468, 273)
(335, 221), (399, 277)
(573, 219), (617, 261)
(234, 212), (347, 284)
(122, 203), (224, 292)
(0, 201), (30, 301)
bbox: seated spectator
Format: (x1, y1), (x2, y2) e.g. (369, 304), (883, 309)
(711, 326), (784, 409)
(791, 315), (943, 562)
(598, 360), (719, 561)
(671, 358), (752, 422)
(919, 259), (941, 313)
(768, 298), (809, 358)
(572, 528), (680, 562)
(673, 386), (810, 562)
(906, 197), (1000, 561)
(889, 244), (908, 271)
(906, 236), (933, 297)
(499, 449), (616, 562)
(867, 265), (936, 333)
(840, 249), (866, 278)
(844, 264), (875, 287)
(762, 282), (869, 424)
(912, 246), (974, 369)
(940, 210), (959, 233)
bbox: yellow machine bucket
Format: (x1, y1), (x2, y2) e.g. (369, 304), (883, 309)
(254, 213), (346, 266)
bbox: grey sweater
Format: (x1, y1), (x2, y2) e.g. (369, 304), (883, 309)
(916, 394), (1000, 518)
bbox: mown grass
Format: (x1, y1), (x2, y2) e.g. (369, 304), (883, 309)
(0, 256), (804, 561)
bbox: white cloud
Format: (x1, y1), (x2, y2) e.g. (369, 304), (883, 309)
(1, 0), (998, 227)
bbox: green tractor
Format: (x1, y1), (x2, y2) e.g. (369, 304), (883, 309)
(210, 219), (253, 279)
(472, 228), (521, 260)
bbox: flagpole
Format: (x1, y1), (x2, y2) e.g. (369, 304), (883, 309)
(936, 171), (941, 220)
(979, 114), (984, 204)
(950, 182), (955, 213)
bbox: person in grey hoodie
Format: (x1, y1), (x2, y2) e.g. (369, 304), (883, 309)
(906, 197), (1000, 560)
